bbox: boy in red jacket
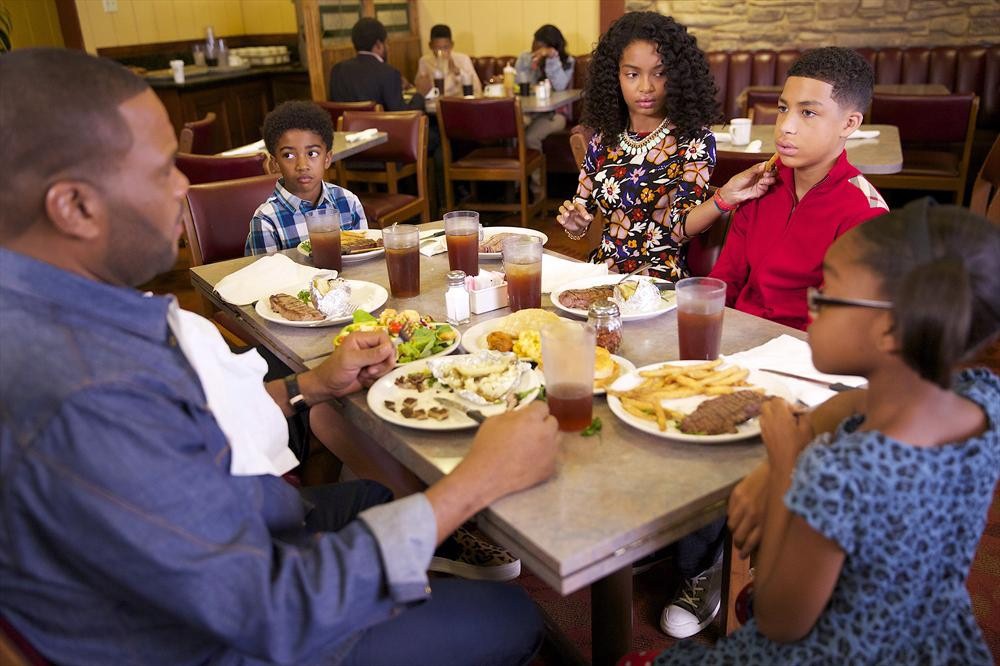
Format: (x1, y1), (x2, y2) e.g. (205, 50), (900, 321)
(709, 47), (888, 331)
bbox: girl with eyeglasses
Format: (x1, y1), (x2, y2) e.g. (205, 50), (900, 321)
(633, 199), (1000, 664)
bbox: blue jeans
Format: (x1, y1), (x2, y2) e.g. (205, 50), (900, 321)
(301, 482), (544, 666)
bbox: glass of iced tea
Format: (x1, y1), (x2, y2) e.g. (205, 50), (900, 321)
(675, 277), (726, 360)
(382, 224), (421, 298)
(502, 236), (542, 311)
(541, 320), (596, 431)
(304, 209), (342, 272)
(443, 210), (480, 276)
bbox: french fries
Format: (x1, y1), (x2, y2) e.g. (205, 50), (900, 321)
(609, 361), (754, 431)
(764, 152), (779, 172)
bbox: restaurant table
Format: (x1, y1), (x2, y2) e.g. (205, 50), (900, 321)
(737, 82), (951, 111)
(217, 130), (388, 159)
(190, 227), (806, 664)
(423, 88), (583, 114)
(712, 123), (903, 175)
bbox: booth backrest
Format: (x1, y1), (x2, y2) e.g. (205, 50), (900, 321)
(476, 46), (997, 130)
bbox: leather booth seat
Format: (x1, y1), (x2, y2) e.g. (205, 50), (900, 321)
(470, 45), (998, 182)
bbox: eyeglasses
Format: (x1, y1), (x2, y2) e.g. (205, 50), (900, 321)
(806, 287), (893, 313)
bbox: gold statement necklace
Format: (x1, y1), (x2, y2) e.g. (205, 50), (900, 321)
(618, 117), (671, 155)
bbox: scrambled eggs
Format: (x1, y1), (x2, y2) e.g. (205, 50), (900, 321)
(512, 330), (542, 364)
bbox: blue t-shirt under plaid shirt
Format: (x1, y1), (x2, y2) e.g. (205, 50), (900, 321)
(245, 179), (368, 255)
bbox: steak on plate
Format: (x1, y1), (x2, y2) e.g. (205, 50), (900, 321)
(269, 293), (325, 321)
(558, 286), (615, 310)
(679, 390), (767, 435)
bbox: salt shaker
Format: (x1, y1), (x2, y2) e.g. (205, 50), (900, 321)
(587, 299), (623, 354)
(445, 270), (470, 326)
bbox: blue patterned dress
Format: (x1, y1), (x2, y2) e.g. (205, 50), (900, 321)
(574, 127), (715, 280)
(655, 368), (999, 665)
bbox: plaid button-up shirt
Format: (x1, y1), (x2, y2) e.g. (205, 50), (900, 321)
(245, 179), (368, 255)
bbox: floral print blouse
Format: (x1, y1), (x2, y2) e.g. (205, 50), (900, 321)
(575, 126), (716, 279)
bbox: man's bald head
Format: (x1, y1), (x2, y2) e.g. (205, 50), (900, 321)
(0, 48), (150, 239)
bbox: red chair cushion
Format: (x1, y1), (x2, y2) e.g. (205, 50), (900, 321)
(176, 153), (267, 185)
(340, 111), (423, 163)
(453, 146), (542, 170)
(185, 174), (279, 265)
(356, 192), (418, 227)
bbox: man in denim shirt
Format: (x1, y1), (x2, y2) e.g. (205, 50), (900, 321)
(0, 49), (559, 665)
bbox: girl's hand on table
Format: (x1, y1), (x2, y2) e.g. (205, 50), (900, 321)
(760, 398), (814, 472)
(556, 200), (592, 235)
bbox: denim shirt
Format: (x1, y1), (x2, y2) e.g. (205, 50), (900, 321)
(0, 249), (435, 665)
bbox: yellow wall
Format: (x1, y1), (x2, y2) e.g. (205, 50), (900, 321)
(75, 0), (296, 52)
(3, 0), (64, 49)
(416, 0), (599, 58)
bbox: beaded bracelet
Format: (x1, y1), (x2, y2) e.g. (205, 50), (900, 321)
(564, 224), (590, 241)
(713, 190), (738, 213)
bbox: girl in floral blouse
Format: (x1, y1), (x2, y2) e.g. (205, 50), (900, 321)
(558, 12), (774, 278)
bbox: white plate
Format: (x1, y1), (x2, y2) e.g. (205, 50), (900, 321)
(594, 355), (636, 396)
(460, 313), (574, 357)
(254, 279), (389, 327)
(367, 357), (544, 430)
(296, 229), (387, 264)
(550, 275), (678, 322)
(606, 360), (794, 443)
(478, 227), (549, 260)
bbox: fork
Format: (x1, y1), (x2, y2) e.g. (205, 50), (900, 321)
(617, 261), (653, 283)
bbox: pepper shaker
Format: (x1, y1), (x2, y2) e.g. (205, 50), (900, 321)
(587, 299), (623, 354)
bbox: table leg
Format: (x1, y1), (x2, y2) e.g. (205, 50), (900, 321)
(591, 565), (633, 666)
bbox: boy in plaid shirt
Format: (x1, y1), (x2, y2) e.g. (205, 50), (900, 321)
(245, 101), (367, 255)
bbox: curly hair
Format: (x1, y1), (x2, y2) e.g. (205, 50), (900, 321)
(262, 101), (334, 155)
(581, 12), (720, 143)
(787, 47), (874, 113)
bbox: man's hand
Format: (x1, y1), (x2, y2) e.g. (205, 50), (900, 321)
(414, 71), (433, 95)
(302, 330), (396, 400)
(556, 200), (593, 236)
(728, 462), (770, 558)
(425, 403), (561, 542)
(760, 398), (814, 472)
(717, 161), (777, 208)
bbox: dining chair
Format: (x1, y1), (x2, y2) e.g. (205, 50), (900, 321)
(970, 133), (1000, 225)
(437, 96), (545, 227)
(867, 92), (980, 204)
(176, 152), (268, 185)
(316, 100), (382, 132)
(181, 173), (279, 347)
(336, 111), (430, 228)
(178, 112), (217, 154)
(747, 102), (779, 125)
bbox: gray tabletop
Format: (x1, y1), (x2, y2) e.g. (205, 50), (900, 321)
(190, 223), (804, 596)
(713, 123), (903, 175)
(425, 88), (583, 114)
(219, 131), (388, 160)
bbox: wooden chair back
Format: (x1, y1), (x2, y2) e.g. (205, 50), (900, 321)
(970, 133), (1000, 225)
(176, 152), (267, 186)
(317, 100), (382, 131)
(178, 112), (217, 154)
(337, 111), (430, 226)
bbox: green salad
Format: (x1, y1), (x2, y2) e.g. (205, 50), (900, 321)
(300, 239), (312, 254)
(334, 310), (457, 364)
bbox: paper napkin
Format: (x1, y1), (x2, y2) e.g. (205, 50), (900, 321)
(345, 128), (379, 142)
(848, 129), (881, 140)
(743, 139), (763, 153)
(215, 254), (325, 306)
(419, 237), (448, 257)
(540, 254), (609, 293)
(723, 334), (866, 407)
(220, 139), (265, 157)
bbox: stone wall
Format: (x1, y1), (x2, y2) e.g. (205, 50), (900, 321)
(625, 0), (999, 52)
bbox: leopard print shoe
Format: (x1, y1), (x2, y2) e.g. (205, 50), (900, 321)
(429, 525), (521, 581)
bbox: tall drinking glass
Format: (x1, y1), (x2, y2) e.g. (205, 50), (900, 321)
(676, 277), (726, 360)
(443, 210), (480, 276)
(304, 209), (342, 272)
(502, 236), (542, 311)
(382, 225), (421, 298)
(541, 321), (596, 431)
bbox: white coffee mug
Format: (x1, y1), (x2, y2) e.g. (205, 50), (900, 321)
(730, 117), (752, 146)
(169, 59), (185, 84)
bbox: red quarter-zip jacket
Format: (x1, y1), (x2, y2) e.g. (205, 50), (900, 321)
(709, 151), (888, 330)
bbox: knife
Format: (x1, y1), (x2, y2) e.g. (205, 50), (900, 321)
(759, 368), (855, 392)
(434, 397), (487, 423)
